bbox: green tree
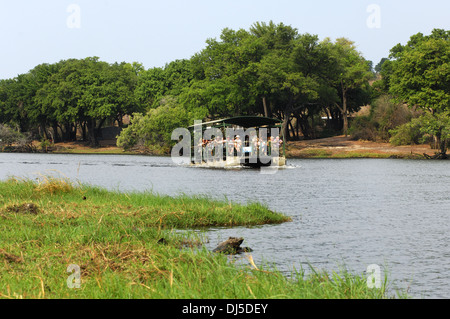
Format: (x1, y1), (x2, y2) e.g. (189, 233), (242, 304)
(187, 27), (263, 119)
(117, 96), (191, 154)
(386, 29), (450, 157)
(34, 57), (139, 145)
(327, 38), (373, 136)
(375, 58), (389, 73)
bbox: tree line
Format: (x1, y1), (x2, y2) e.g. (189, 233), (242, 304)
(0, 57), (141, 147)
(0, 22), (373, 150)
(118, 21), (374, 153)
(1, 22), (448, 156)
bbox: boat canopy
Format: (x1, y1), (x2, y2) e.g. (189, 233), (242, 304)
(188, 116), (282, 129)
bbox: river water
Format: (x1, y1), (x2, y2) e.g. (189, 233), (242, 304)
(1, 153), (449, 298)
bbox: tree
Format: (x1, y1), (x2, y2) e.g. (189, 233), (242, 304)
(386, 29), (450, 157)
(187, 27), (263, 119)
(117, 96), (191, 154)
(34, 58), (140, 146)
(327, 38), (373, 136)
(375, 58), (389, 73)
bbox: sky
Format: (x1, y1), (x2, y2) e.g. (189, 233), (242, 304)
(0, 0), (449, 80)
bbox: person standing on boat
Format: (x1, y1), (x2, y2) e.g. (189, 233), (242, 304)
(235, 135), (242, 155)
(260, 137), (267, 157)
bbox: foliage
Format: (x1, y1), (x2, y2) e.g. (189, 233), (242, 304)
(380, 28), (450, 155)
(0, 124), (24, 147)
(389, 117), (424, 146)
(348, 116), (378, 141)
(374, 58), (389, 73)
(7, 21), (442, 153)
(0, 124), (33, 151)
(117, 97), (192, 153)
(0, 58), (141, 146)
(349, 95), (419, 142)
(0, 178), (401, 299)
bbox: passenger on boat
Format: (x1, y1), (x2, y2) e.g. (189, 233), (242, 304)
(234, 135), (242, 154)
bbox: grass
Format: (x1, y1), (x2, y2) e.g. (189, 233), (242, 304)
(331, 151), (392, 159)
(52, 148), (135, 155)
(0, 177), (401, 299)
(287, 148), (427, 159)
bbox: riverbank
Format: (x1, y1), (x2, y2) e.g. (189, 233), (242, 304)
(0, 137), (442, 159)
(54, 137), (442, 159)
(285, 136), (440, 159)
(0, 178), (397, 299)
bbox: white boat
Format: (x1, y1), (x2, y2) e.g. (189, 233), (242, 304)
(188, 116), (286, 169)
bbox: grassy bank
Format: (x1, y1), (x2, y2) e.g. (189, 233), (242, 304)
(0, 178), (397, 299)
(286, 149), (426, 159)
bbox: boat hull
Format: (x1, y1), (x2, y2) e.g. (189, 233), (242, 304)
(190, 156), (286, 169)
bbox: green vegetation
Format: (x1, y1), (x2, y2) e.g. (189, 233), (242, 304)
(287, 149), (421, 159)
(294, 149), (333, 159)
(0, 21), (373, 152)
(368, 29), (450, 158)
(119, 22), (373, 148)
(0, 58), (141, 147)
(117, 96), (192, 154)
(0, 177), (397, 299)
(348, 95), (421, 143)
(0, 23), (447, 158)
(0, 124), (33, 152)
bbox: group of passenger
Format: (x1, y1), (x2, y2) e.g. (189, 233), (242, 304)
(198, 135), (283, 160)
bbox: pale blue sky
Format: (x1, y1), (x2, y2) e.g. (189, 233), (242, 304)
(1, 0), (449, 79)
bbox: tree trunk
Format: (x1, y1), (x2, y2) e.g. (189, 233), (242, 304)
(87, 119), (99, 147)
(116, 115), (123, 127)
(440, 141), (448, 159)
(342, 89), (349, 137)
(282, 114), (290, 142)
(297, 114), (310, 140)
(52, 124), (60, 143)
(40, 123), (50, 140)
(62, 122), (73, 142)
(262, 96), (270, 118)
(310, 114), (316, 139)
(438, 133), (448, 158)
(81, 121), (87, 141)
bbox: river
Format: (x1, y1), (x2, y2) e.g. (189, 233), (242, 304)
(1, 153), (449, 298)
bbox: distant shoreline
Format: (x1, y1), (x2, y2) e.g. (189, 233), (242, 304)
(1, 136), (445, 160)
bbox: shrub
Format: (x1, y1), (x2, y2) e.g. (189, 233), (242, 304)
(117, 96), (191, 153)
(348, 116), (378, 141)
(0, 124), (34, 151)
(0, 124), (24, 147)
(349, 95), (421, 142)
(370, 95), (418, 141)
(389, 119), (423, 146)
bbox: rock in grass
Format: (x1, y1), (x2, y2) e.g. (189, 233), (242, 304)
(0, 249), (24, 263)
(212, 237), (253, 255)
(6, 203), (40, 215)
(157, 238), (168, 245)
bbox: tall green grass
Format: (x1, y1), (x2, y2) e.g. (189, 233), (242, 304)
(0, 177), (401, 299)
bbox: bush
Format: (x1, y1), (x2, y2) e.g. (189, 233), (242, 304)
(370, 95), (418, 141)
(117, 96), (191, 154)
(0, 124), (23, 147)
(349, 95), (421, 142)
(0, 124), (34, 151)
(348, 116), (378, 141)
(389, 120), (423, 146)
